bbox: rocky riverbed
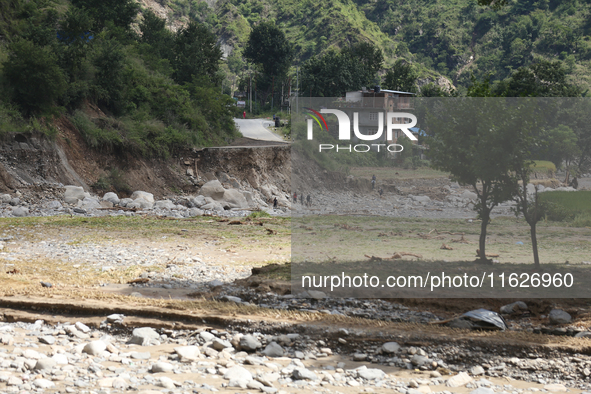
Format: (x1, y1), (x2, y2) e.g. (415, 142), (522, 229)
(0, 314), (590, 394)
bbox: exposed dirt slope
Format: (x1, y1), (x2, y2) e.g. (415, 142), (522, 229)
(0, 117), (291, 201)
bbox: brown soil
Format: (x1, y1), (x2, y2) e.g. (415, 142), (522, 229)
(0, 117), (291, 199)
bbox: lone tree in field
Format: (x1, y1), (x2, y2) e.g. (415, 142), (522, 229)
(424, 98), (519, 263)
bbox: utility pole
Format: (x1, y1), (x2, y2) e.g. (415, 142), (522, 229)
(296, 66), (299, 115)
(281, 83), (283, 114)
(271, 76), (275, 112)
(249, 74), (252, 114)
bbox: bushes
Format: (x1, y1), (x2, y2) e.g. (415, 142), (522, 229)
(540, 191), (591, 225)
(0, 1), (236, 156)
(3, 40), (67, 114)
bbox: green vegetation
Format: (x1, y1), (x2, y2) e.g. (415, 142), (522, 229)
(540, 191), (591, 224)
(247, 210), (271, 219)
(530, 160), (557, 177)
(0, 0), (238, 156)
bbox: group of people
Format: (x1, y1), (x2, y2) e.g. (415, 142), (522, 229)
(292, 192), (312, 207)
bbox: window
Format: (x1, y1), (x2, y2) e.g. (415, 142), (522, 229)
(369, 112), (378, 121)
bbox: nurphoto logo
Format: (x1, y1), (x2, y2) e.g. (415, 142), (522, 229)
(304, 107), (418, 153)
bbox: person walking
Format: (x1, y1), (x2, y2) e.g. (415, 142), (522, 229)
(306, 194), (311, 207)
(243, 111), (246, 119)
(273, 197), (278, 209)
(293, 192), (297, 203)
(371, 174), (376, 190)
(378, 188), (383, 198)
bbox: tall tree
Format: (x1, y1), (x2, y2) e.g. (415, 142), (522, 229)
(300, 42), (383, 97)
(139, 10), (174, 60)
(172, 21), (222, 85)
(244, 21), (292, 79)
(342, 41), (384, 87)
(424, 99), (519, 263)
(384, 59), (418, 93)
(71, 0), (139, 31)
(499, 60), (582, 97)
(244, 21), (292, 107)
(3, 39), (67, 114)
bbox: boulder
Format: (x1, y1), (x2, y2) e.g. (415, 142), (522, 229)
(224, 365), (253, 387)
(500, 301), (528, 314)
(549, 309), (572, 324)
(0, 194), (11, 204)
(131, 199), (153, 209)
(192, 195), (207, 207)
(131, 191), (154, 203)
(174, 346), (200, 362)
(357, 368), (385, 380)
(292, 367), (317, 381)
(80, 197), (101, 210)
(83, 341), (107, 356)
(151, 362), (174, 373)
(222, 189), (249, 209)
(154, 200), (176, 210)
(64, 185), (86, 204)
(381, 342), (400, 354)
(102, 192), (120, 205)
(129, 327), (159, 346)
(11, 207), (28, 217)
(188, 208), (204, 217)
(461, 190), (478, 201)
(34, 358), (57, 370)
(201, 202), (224, 212)
(45, 200), (62, 209)
(199, 180), (226, 200)
(119, 198), (133, 207)
(446, 372), (472, 387)
(239, 335), (261, 351)
(261, 342), (284, 357)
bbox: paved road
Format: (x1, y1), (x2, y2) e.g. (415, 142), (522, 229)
(234, 118), (284, 142)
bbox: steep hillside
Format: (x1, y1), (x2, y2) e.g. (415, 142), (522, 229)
(150, 0), (591, 92)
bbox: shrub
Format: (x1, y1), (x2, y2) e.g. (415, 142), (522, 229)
(3, 40), (67, 114)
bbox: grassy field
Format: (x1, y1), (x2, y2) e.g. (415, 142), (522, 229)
(539, 191), (591, 226)
(292, 215), (591, 265)
(540, 191), (591, 215)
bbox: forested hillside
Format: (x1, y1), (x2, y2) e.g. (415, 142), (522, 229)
(0, 0), (238, 155)
(2, 0), (590, 153)
(158, 0), (591, 94)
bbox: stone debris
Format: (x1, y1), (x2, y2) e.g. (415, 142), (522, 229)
(0, 317), (587, 393)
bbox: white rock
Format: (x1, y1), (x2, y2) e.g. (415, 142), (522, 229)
(75, 322), (91, 333)
(151, 362), (174, 373)
(382, 342), (400, 353)
(129, 327), (159, 346)
(199, 180), (226, 200)
(83, 341), (107, 356)
(157, 376), (177, 389)
(544, 384), (567, 392)
(357, 368), (386, 380)
(52, 354), (69, 365)
(131, 191), (154, 203)
(174, 346), (200, 362)
(224, 365), (253, 387)
(102, 192), (120, 205)
(292, 367), (318, 381)
(446, 372), (473, 387)
(33, 379), (55, 389)
(64, 185), (86, 204)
